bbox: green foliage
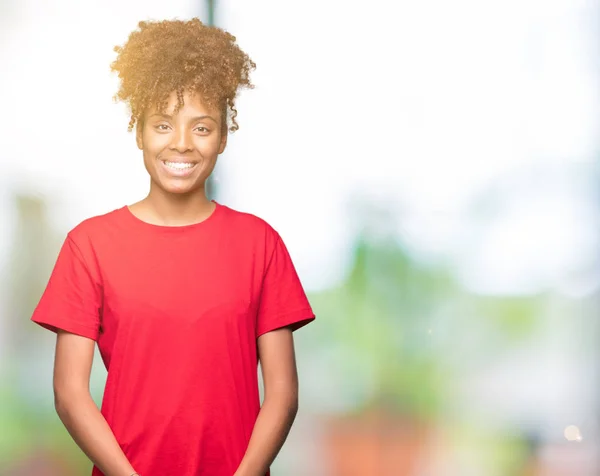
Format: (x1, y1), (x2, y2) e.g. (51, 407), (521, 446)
(473, 295), (545, 341)
(308, 232), (455, 420)
(0, 383), (31, 464)
(0, 370), (91, 474)
(307, 218), (545, 421)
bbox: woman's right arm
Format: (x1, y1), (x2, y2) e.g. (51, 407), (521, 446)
(53, 330), (138, 476)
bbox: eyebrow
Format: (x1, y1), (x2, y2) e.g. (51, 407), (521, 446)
(148, 113), (218, 124)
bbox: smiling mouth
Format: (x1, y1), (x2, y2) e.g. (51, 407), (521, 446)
(162, 160), (197, 170)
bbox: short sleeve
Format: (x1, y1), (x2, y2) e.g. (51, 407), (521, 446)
(256, 233), (315, 337)
(31, 233), (102, 341)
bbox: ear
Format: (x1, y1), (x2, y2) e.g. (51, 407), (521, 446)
(136, 122), (144, 150)
(218, 130), (228, 155)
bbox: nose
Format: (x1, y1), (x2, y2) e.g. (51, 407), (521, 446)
(169, 126), (193, 153)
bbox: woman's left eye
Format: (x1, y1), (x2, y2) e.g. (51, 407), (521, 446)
(195, 127), (209, 133)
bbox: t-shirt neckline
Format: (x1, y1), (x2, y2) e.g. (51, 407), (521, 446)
(121, 200), (223, 233)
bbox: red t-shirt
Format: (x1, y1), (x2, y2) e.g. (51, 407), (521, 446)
(31, 201), (315, 476)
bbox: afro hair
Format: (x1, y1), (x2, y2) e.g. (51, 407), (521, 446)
(110, 18), (256, 132)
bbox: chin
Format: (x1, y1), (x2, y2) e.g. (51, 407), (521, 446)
(152, 172), (207, 196)
(161, 183), (202, 195)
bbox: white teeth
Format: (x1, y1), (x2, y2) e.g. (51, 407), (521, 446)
(164, 161), (195, 170)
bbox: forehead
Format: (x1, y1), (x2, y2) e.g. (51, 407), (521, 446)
(148, 90), (221, 118)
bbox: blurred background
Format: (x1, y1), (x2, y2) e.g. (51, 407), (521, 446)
(1, 0), (599, 474)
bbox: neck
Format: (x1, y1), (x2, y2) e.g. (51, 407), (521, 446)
(137, 185), (215, 226)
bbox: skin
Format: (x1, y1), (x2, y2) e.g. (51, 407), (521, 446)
(129, 90), (227, 226)
(237, 329), (299, 476)
(54, 331), (137, 476)
(53, 90), (300, 476)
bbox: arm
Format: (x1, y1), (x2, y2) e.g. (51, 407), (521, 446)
(234, 327), (299, 476)
(53, 330), (138, 476)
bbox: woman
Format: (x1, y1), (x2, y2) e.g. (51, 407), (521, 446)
(31, 18), (315, 476)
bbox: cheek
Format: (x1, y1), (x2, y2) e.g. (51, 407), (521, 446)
(142, 148), (164, 177)
(143, 137), (169, 158)
(196, 135), (224, 154)
(142, 152), (155, 176)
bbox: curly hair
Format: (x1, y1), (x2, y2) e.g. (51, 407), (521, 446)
(110, 18), (256, 133)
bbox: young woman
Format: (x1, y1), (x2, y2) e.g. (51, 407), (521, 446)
(31, 19), (315, 476)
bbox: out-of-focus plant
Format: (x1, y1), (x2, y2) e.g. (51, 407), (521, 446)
(309, 235), (452, 421)
(0, 192), (90, 474)
(306, 200), (456, 423)
(306, 198), (545, 424)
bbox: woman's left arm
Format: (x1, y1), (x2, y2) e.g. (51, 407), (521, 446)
(234, 327), (299, 476)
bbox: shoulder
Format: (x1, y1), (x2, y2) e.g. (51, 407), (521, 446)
(219, 202), (282, 244)
(65, 206), (124, 250)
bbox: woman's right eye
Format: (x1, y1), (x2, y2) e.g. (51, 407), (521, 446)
(155, 124), (170, 131)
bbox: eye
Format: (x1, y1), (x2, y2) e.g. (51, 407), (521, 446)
(155, 124), (170, 131)
(195, 126), (210, 133)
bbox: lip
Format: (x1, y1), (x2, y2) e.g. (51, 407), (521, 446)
(159, 159), (198, 178)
